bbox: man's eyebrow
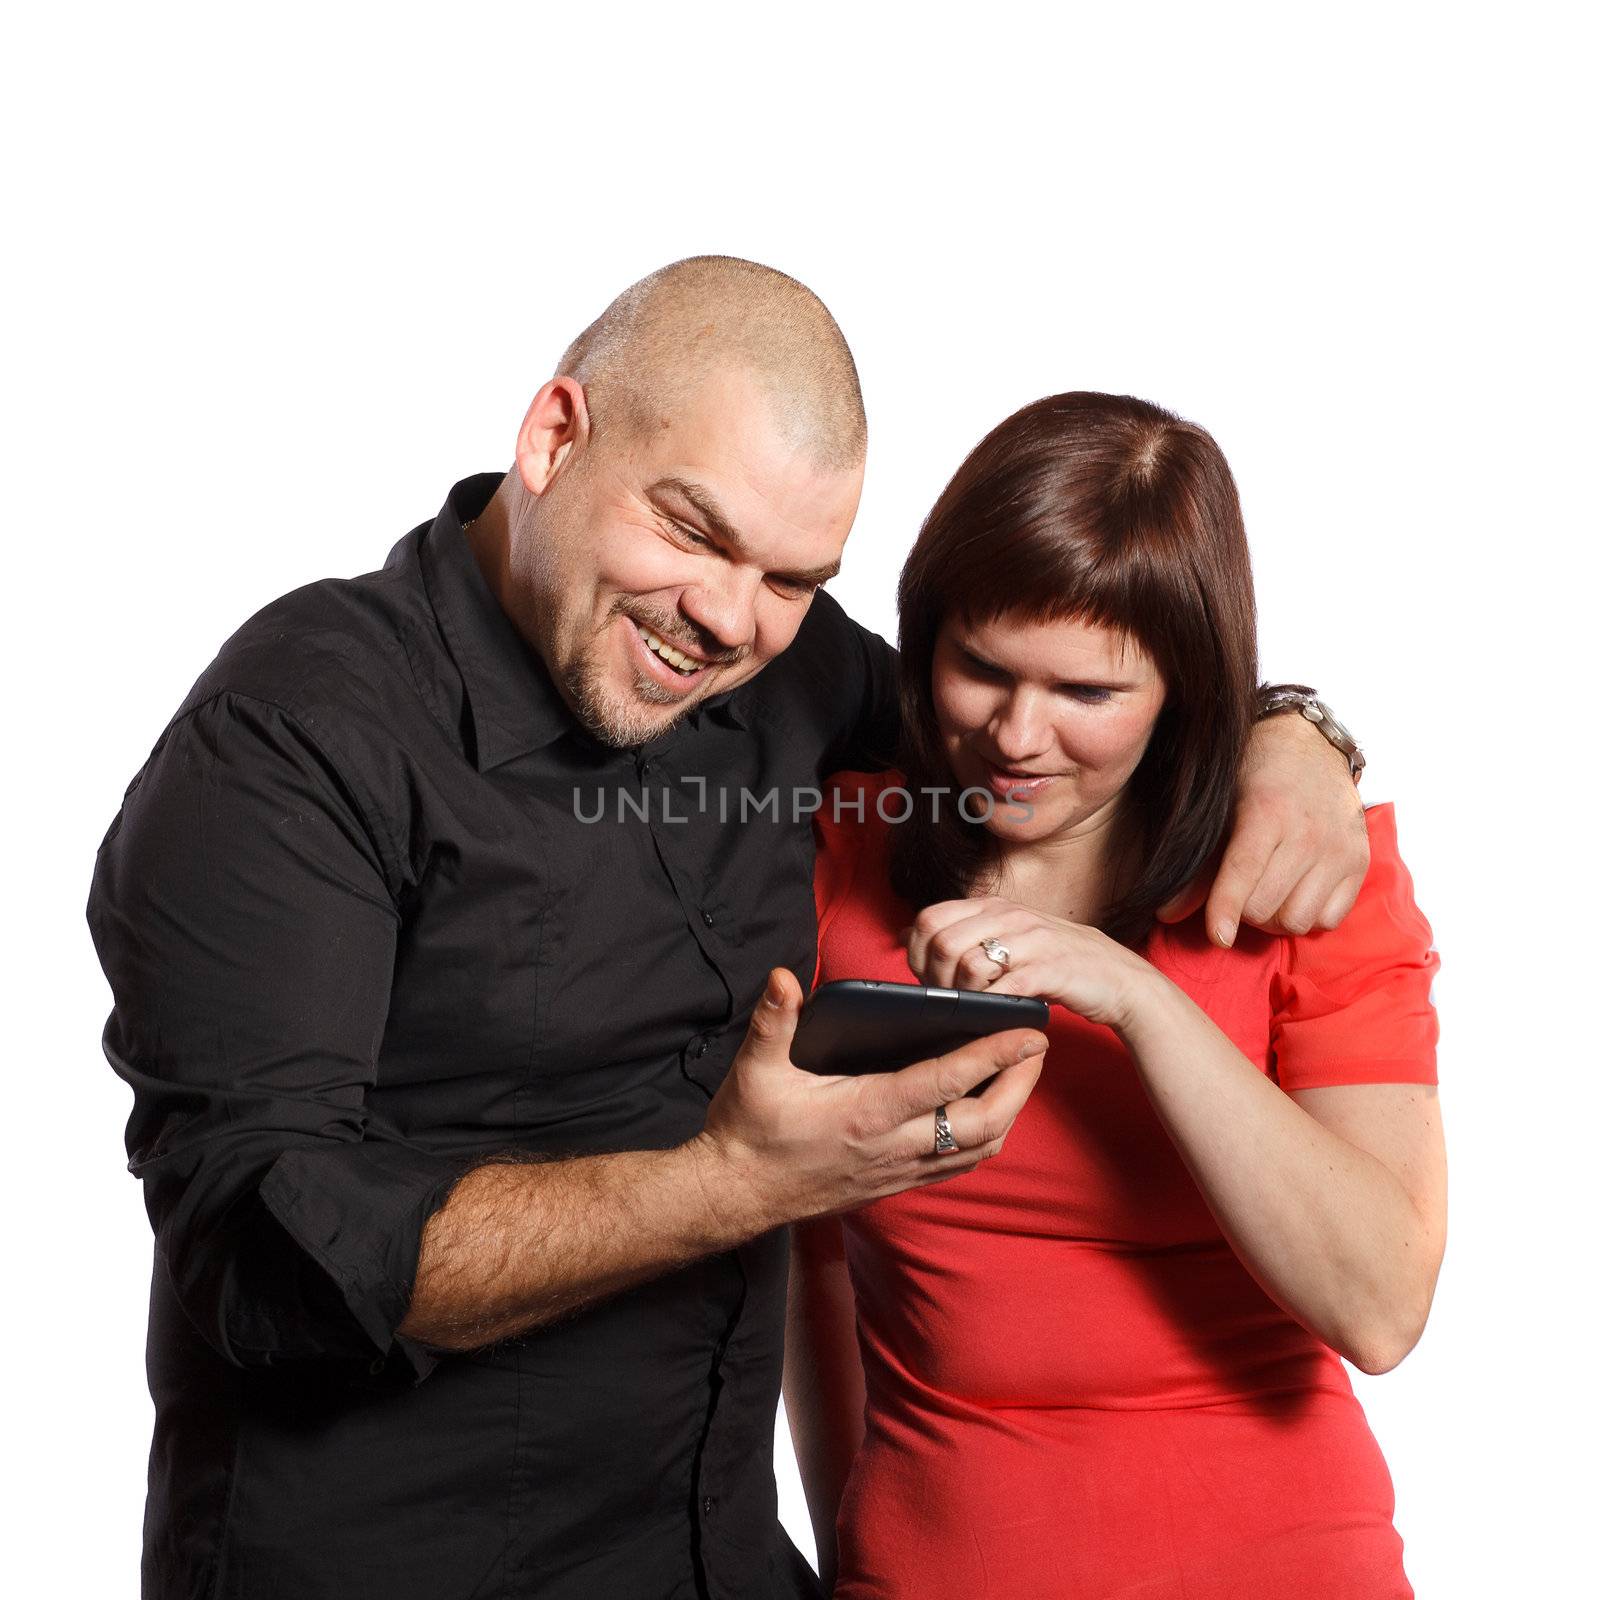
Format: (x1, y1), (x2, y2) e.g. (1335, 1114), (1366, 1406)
(647, 476), (842, 586)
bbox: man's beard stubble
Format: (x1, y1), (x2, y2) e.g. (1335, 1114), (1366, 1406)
(564, 598), (738, 751)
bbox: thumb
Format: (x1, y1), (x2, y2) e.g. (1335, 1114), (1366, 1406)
(741, 967), (802, 1063)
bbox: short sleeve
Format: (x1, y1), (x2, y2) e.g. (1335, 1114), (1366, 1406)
(1268, 803), (1440, 1091)
(86, 692), (469, 1385)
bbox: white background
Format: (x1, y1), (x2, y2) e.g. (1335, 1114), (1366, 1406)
(7, 3), (1594, 1595)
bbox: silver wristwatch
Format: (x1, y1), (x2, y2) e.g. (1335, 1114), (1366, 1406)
(1256, 686), (1365, 783)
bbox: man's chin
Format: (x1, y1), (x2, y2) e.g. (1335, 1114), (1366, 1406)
(572, 675), (701, 750)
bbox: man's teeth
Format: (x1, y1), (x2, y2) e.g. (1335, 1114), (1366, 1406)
(637, 623), (704, 675)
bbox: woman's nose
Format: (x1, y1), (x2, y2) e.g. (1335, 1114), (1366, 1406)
(990, 692), (1049, 760)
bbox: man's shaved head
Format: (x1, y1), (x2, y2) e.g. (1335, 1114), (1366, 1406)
(557, 255), (866, 472)
(469, 255), (867, 751)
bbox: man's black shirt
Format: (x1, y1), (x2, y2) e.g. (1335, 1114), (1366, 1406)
(86, 473), (899, 1600)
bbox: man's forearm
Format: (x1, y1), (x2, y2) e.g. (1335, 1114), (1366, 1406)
(396, 965), (1050, 1352)
(397, 1137), (766, 1351)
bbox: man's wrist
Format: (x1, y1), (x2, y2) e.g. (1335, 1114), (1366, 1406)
(1253, 683), (1364, 785)
(681, 1131), (786, 1246)
(1254, 681), (1319, 717)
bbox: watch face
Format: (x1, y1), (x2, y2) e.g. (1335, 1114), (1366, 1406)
(1309, 701), (1355, 750)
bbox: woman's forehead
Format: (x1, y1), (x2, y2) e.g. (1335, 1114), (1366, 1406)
(950, 607), (1155, 673)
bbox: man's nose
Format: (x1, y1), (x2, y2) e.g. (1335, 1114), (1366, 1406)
(679, 571), (760, 656)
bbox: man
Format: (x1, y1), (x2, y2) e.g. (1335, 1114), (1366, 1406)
(87, 257), (1370, 1600)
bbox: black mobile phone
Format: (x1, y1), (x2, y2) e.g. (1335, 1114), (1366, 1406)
(789, 979), (1050, 1076)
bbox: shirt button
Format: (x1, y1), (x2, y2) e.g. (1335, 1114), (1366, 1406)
(693, 1037), (709, 1058)
(701, 909), (715, 927)
(702, 1494), (715, 1516)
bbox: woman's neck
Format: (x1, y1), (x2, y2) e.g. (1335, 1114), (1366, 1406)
(973, 802), (1143, 928)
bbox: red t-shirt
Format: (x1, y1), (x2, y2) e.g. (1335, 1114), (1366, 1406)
(811, 770), (1439, 1600)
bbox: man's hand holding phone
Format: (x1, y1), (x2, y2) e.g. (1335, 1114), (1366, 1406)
(688, 967), (1049, 1236)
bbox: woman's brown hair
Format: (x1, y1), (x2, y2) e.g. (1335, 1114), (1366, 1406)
(891, 392), (1259, 946)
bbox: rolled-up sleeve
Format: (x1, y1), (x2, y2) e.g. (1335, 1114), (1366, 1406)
(86, 691), (466, 1382)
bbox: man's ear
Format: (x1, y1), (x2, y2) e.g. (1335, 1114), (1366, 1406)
(514, 376), (590, 497)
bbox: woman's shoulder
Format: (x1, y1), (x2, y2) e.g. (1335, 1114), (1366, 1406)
(812, 769), (908, 955)
(1348, 801), (1414, 908)
(812, 768), (902, 870)
(814, 767), (908, 852)
(1289, 801), (1432, 972)
(1145, 806), (1433, 992)
(819, 767), (908, 813)
(1140, 803), (1438, 1083)
(1147, 803), (1424, 966)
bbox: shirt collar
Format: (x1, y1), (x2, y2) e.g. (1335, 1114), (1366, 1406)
(420, 473), (748, 772)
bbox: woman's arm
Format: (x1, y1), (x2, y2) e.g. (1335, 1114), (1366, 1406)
(905, 894), (1446, 1375)
(1114, 973), (1446, 1373)
(785, 1218), (867, 1593)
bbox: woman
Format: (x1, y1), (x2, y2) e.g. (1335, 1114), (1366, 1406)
(785, 392), (1445, 1599)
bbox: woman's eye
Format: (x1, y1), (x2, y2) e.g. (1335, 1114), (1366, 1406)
(1062, 686), (1112, 703)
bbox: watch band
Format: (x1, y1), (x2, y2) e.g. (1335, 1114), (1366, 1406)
(1255, 685), (1365, 784)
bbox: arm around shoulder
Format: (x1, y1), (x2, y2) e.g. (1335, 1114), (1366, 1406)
(1197, 698), (1371, 947)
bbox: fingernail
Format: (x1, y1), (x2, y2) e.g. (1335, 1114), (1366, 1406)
(763, 970), (782, 1007)
(1217, 920), (1236, 948)
(1017, 1036), (1047, 1061)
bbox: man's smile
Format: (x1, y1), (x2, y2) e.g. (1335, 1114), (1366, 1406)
(622, 612), (718, 695)
(629, 615), (709, 675)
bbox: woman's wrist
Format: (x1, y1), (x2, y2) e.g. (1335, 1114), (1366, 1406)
(1108, 959), (1188, 1044)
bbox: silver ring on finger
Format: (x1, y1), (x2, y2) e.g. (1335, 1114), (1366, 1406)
(979, 936), (1011, 971)
(933, 1104), (959, 1156)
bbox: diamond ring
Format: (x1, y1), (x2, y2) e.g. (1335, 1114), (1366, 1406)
(979, 937), (1012, 971)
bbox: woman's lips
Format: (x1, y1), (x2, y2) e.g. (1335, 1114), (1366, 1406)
(980, 761), (1059, 801)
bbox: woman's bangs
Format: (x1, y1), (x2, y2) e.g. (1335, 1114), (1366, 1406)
(952, 520), (1163, 669)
